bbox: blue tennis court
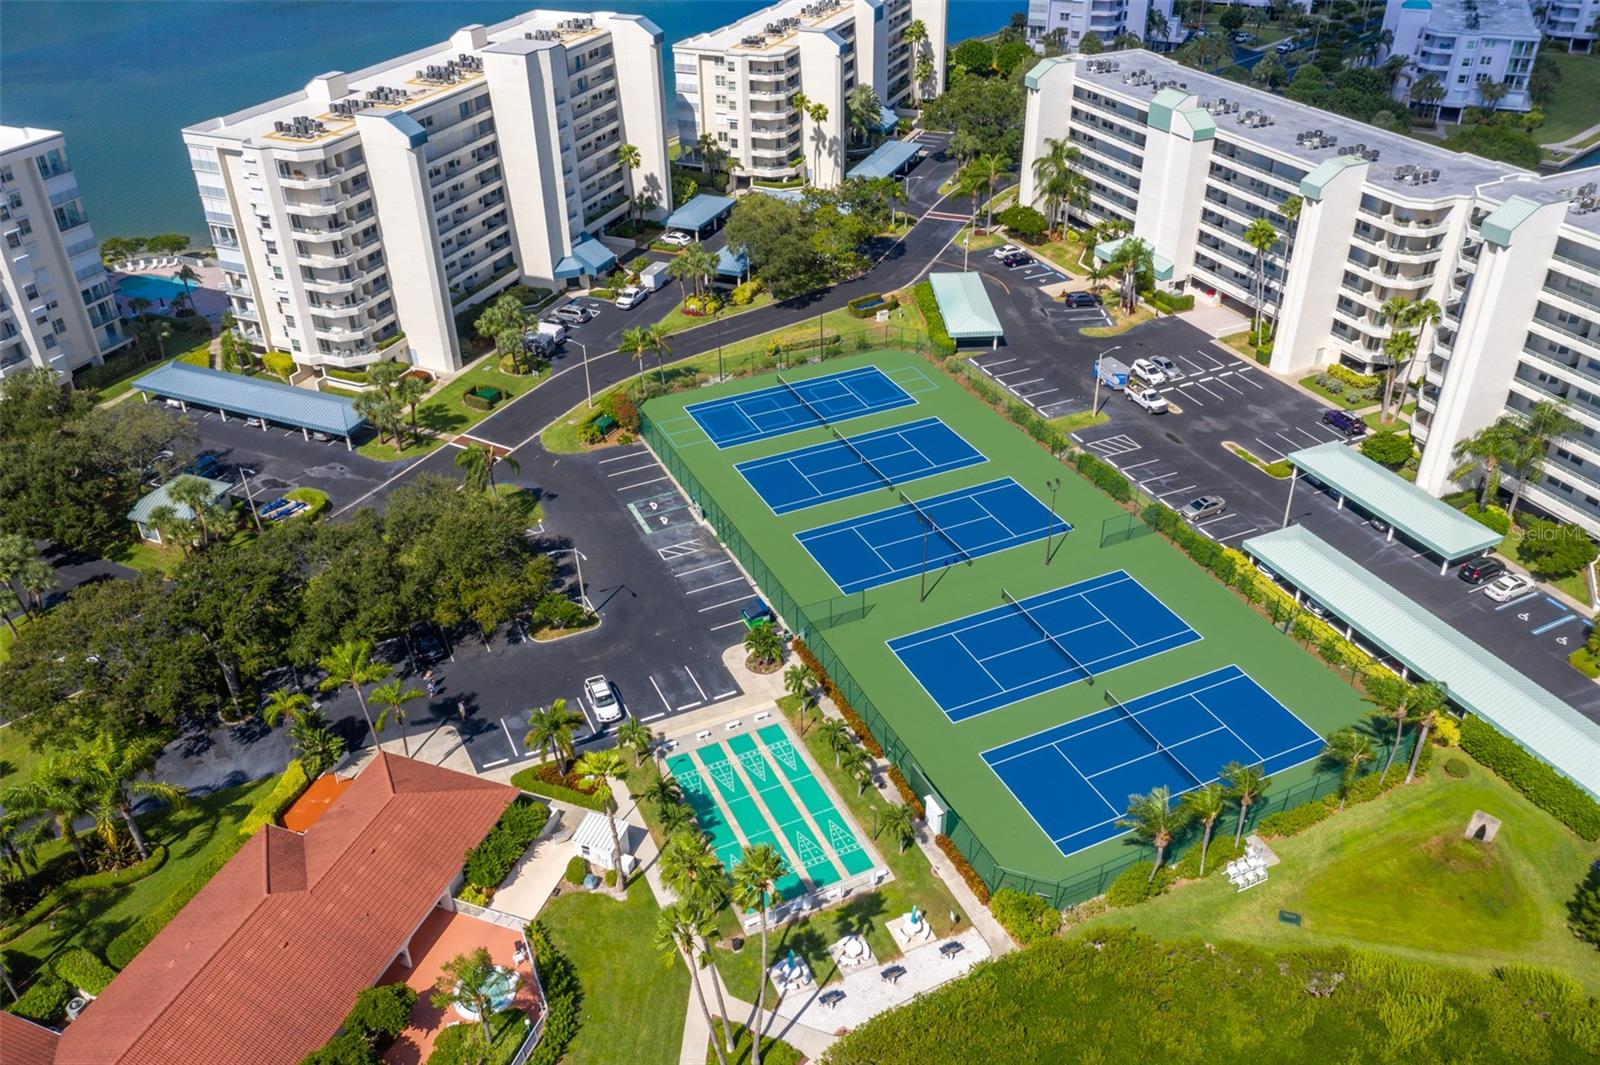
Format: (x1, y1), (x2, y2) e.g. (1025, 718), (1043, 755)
(887, 570), (1200, 722)
(737, 417), (985, 515)
(797, 478), (1072, 594)
(687, 366), (915, 449)
(983, 666), (1325, 856)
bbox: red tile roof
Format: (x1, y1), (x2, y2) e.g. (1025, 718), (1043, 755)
(0, 1013), (61, 1065)
(52, 754), (515, 1065)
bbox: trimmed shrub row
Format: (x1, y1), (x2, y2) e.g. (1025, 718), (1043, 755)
(1071, 451), (1133, 502)
(1147, 290), (1195, 314)
(510, 763), (610, 812)
(934, 834), (990, 903)
(237, 759), (311, 839)
(791, 638), (884, 758)
(1257, 750), (1431, 838)
(887, 766), (925, 819)
(1463, 502), (1512, 535)
(525, 921), (582, 1065)
(6, 974), (70, 1025)
(0, 844), (168, 944)
(463, 798), (551, 890)
(912, 280), (956, 356)
(1459, 715), (1600, 840)
(52, 947), (116, 996)
(845, 292), (898, 319)
(989, 887), (1060, 945)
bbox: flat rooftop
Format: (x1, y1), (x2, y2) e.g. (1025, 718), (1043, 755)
(0, 124), (62, 154)
(1069, 50), (1517, 199)
(1476, 167), (1600, 236)
(1415, 0), (1541, 38)
(675, 0), (853, 54)
(183, 9), (624, 148)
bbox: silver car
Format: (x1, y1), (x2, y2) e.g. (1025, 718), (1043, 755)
(1180, 495), (1226, 521)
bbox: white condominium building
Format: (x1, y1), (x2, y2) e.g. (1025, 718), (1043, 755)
(673, 0), (946, 189)
(1020, 50), (1600, 534)
(183, 10), (670, 376)
(1384, 0), (1540, 118)
(1025, 0), (1163, 48)
(0, 126), (128, 382)
(1540, 0), (1599, 48)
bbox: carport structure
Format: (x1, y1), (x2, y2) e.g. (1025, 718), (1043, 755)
(1243, 525), (1600, 799)
(1092, 236), (1175, 284)
(664, 193), (734, 236)
(1285, 441), (1499, 573)
(554, 234), (616, 281)
(928, 272), (1004, 349)
(132, 362), (365, 449)
(846, 138), (921, 181)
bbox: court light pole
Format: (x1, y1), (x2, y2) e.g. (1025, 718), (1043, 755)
(918, 515), (932, 602)
(1043, 477), (1061, 563)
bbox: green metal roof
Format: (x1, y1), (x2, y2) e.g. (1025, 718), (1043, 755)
(1146, 88), (1187, 134)
(663, 194), (734, 232)
(846, 138), (922, 180)
(1023, 55), (1070, 91)
(1093, 236), (1175, 282)
(1287, 442), (1500, 560)
(133, 362), (364, 436)
(1299, 155), (1365, 201)
(928, 272), (1003, 339)
(1243, 526), (1600, 798)
(1480, 195), (1542, 248)
(128, 475), (232, 524)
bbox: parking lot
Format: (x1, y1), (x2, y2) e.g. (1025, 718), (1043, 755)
(179, 407), (395, 511)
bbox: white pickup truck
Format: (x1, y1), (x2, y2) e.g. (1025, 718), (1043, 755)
(1127, 386), (1169, 414)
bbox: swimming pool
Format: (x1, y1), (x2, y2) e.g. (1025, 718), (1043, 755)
(118, 273), (192, 304)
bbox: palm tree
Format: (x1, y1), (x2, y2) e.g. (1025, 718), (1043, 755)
(1365, 673), (1418, 786)
(174, 263), (200, 310)
(616, 718), (654, 767)
(14, 558), (56, 615)
(1179, 783), (1227, 876)
(640, 772), (682, 814)
(1242, 217), (1280, 339)
(1505, 401), (1580, 521)
(743, 623), (783, 669)
(1404, 682), (1447, 784)
(791, 92), (831, 185)
(1273, 195), (1303, 329)
(1107, 237), (1153, 316)
(903, 18), (931, 99)
(575, 750), (632, 888)
(620, 325), (653, 393)
(1476, 77), (1509, 114)
(617, 142), (643, 227)
(1390, 298), (1440, 421)
(818, 718), (854, 767)
(3, 767), (93, 870)
(732, 843), (790, 1065)
(839, 745), (874, 796)
(317, 638), (391, 743)
(1322, 728), (1375, 808)
(1411, 72), (1446, 120)
(455, 443), (519, 494)
(67, 731), (187, 860)
(1451, 419), (1518, 509)
(659, 829), (730, 909)
(1117, 787), (1192, 881)
(974, 152), (1010, 232)
(431, 947), (498, 1049)
(656, 903), (732, 1065)
(783, 663), (816, 708)
(261, 688), (312, 728)
(354, 389), (403, 448)
(1030, 137), (1085, 238)
(880, 802), (917, 853)
(370, 678), (423, 756)
(1221, 761), (1271, 844)
(166, 474), (227, 549)
(289, 707), (347, 776)
(395, 374), (428, 447)
(0, 584), (22, 639)
(524, 698), (584, 774)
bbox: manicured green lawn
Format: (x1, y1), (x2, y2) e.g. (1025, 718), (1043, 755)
(1079, 755), (1600, 995)
(1538, 51), (1600, 144)
(1028, 235), (1088, 276)
(708, 1021), (803, 1065)
(0, 717), (44, 790)
(655, 291), (775, 338)
(1496, 526), (1592, 605)
(3, 774), (279, 972)
(955, 226), (1007, 253)
(419, 355), (547, 436)
(1050, 409), (1109, 432)
(1300, 372), (1372, 411)
(541, 886), (687, 1065)
(1080, 304), (1154, 337)
(104, 538), (186, 576)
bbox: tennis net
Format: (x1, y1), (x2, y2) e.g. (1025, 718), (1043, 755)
(1104, 688), (1203, 786)
(1001, 588), (1092, 683)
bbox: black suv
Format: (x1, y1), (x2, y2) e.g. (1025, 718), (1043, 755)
(1458, 557), (1507, 584)
(1322, 409), (1366, 437)
(999, 251), (1031, 268)
(1063, 291), (1100, 308)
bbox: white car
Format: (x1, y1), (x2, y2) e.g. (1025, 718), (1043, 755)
(1131, 358), (1168, 386)
(1127, 386), (1169, 414)
(661, 230), (693, 247)
(1483, 573), (1535, 603)
(585, 675), (622, 722)
(614, 285), (647, 309)
(990, 243), (1023, 260)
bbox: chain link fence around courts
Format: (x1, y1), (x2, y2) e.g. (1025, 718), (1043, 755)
(639, 356), (1406, 910)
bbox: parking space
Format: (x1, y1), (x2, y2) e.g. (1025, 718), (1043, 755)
(180, 408), (393, 511)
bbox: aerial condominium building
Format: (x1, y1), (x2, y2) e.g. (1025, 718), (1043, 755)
(1539, 0), (1599, 50)
(1384, 0), (1540, 119)
(0, 126), (129, 382)
(183, 10), (671, 376)
(1020, 50), (1600, 534)
(1025, 0), (1163, 49)
(673, 0), (946, 189)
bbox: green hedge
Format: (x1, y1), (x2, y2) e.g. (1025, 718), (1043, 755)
(1569, 647), (1600, 679)
(846, 293), (897, 319)
(953, 361), (1069, 455)
(564, 855), (589, 884)
(1463, 502), (1512, 535)
(1257, 749), (1430, 837)
(1327, 363), (1380, 389)
(324, 366), (371, 383)
(0, 845), (168, 943)
(464, 798), (551, 890)
(1105, 862), (1177, 907)
(286, 487), (330, 522)
(524, 921), (582, 1065)
(52, 947), (116, 995)
(238, 760), (311, 839)
(1459, 716), (1600, 840)
(6, 974), (70, 1025)
(912, 280), (956, 357)
(1072, 451), (1132, 502)
(1147, 290), (1195, 314)
(989, 888), (1060, 945)
(510, 764), (609, 812)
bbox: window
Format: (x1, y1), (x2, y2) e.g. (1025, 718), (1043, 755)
(42, 334), (55, 349)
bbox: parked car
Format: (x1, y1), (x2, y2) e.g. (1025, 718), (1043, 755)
(1131, 358), (1168, 386)
(1483, 573), (1535, 602)
(552, 303), (597, 325)
(1458, 556), (1507, 585)
(661, 230), (694, 247)
(585, 675), (622, 722)
(1180, 495), (1226, 521)
(615, 285), (647, 309)
(535, 319), (568, 342)
(1063, 291), (1100, 308)
(991, 243), (1023, 260)
(1231, 31), (1257, 44)
(1148, 355), (1181, 379)
(409, 623), (447, 665)
(1127, 387), (1170, 414)
(1322, 409), (1366, 437)
(999, 251), (1032, 268)
(1275, 39), (1299, 54)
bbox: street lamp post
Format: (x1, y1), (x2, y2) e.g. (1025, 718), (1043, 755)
(1281, 465), (1299, 529)
(569, 548), (590, 612)
(238, 466), (263, 533)
(573, 340), (592, 408)
(962, 232), (971, 271)
(1044, 477), (1061, 563)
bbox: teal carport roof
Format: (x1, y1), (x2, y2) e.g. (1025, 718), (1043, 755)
(928, 272), (1003, 339)
(846, 139), (922, 180)
(128, 475), (233, 524)
(1243, 526), (1600, 798)
(554, 235), (617, 279)
(664, 194), (735, 232)
(1093, 236), (1175, 282)
(1286, 442), (1500, 560)
(132, 362), (364, 436)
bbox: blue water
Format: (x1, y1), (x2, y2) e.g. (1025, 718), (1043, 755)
(0, 1), (1003, 239)
(117, 273), (194, 303)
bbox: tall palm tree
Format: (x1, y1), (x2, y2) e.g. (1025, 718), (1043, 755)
(1272, 195), (1303, 328)
(839, 744), (874, 795)
(1366, 673), (1419, 785)
(974, 152), (1010, 232)
(1382, 297), (1441, 421)
(818, 718), (854, 767)
(166, 474), (227, 549)
(1505, 401), (1580, 521)
(783, 664), (817, 718)
(617, 142), (643, 227)
(67, 731), (187, 860)
(1221, 761), (1271, 844)
(1404, 682), (1447, 784)
(455, 443), (519, 494)
(1476, 77), (1509, 113)
(354, 389), (403, 448)
(903, 18), (931, 99)
(1322, 728), (1375, 808)
(1107, 237), (1153, 315)
(395, 374), (428, 447)
(317, 638), (390, 743)
(1179, 783), (1227, 876)
(575, 749), (632, 888)
(1242, 217), (1280, 339)
(1030, 137), (1085, 238)
(1117, 787), (1192, 881)
(879, 802), (917, 853)
(0, 584), (22, 639)
(261, 688), (312, 729)
(646, 322), (673, 387)
(656, 903), (731, 1065)
(620, 325), (653, 392)
(432, 947), (498, 1049)
(174, 263), (200, 310)
(3, 767), (93, 870)
(660, 829), (730, 910)
(370, 678), (423, 756)
(14, 558), (56, 616)
(732, 843), (790, 1065)
(615, 718), (654, 767)
(1451, 419), (1518, 509)
(640, 773), (682, 815)
(792, 92), (831, 185)
(524, 698), (584, 774)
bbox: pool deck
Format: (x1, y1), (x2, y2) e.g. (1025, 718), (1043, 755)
(114, 260), (227, 326)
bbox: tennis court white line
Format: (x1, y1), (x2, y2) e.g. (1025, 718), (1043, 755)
(1078, 589), (1140, 652)
(1081, 722), (1232, 780)
(950, 629), (1012, 697)
(983, 744), (1119, 852)
(889, 572), (1143, 651)
(850, 524), (897, 572)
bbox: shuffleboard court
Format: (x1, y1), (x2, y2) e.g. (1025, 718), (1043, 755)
(888, 570), (1200, 722)
(687, 365), (914, 448)
(797, 478), (1072, 594)
(736, 417), (985, 515)
(982, 666), (1325, 856)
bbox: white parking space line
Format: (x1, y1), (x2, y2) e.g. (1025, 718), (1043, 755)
(1196, 513), (1233, 527)
(689, 576), (748, 594)
(1157, 484), (1199, 498)
(617, 476), (670, 491)
(1215, 376), (1247, 394)
(1235, 371), (1266, 389)
(500, 719), (521, 758)
(677, 559), (734, 576)
(709, 619), (747, 631)
(1195, 381), (1226, 401)
(1215, 526), (1260, 542)
(979, 357), (1016, 369)
(1291, 427), (1327, 444)
(995, 367), (1035, 380)
(1027, 387), (1058, 399)
(1176, 383), (1207, 404)
(649, 676), (673, 714)
(1275, 431), (1302, 451)
(1253, 437), (1286, 458)
(698, 595), (752, 613)
(1122, 458), (1162, 471)
(685, 667), (708, 701)
(642, 712), (666, 722)
(598, 449), (646, 464)
(607, 462), (658, 477)
(574, 693), (599, 734)
(1177, 354), (1208, 373)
